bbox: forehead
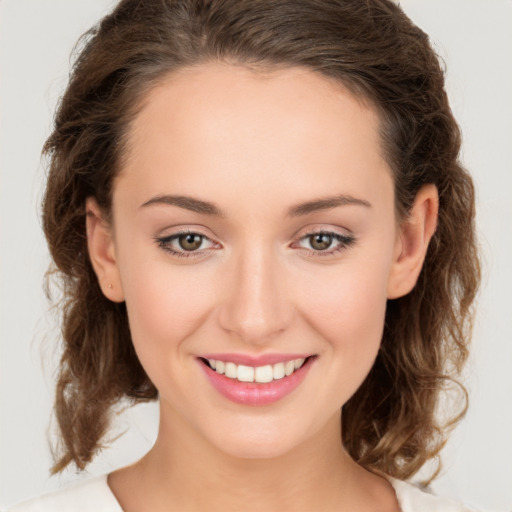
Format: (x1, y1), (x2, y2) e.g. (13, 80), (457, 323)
(117, 62), (392, 215)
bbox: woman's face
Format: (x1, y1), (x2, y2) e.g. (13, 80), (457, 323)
(96, 63), (407, 458)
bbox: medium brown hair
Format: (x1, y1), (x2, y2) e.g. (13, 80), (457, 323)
(43, 0), (480, 480)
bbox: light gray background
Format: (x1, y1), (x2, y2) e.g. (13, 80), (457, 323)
(1, 1), (511, 510)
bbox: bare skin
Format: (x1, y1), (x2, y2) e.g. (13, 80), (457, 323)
(87, 62), (437, 512)
(108, 412), (398, 512)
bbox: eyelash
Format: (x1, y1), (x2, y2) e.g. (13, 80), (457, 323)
(294, 230), (356, 257)
(155, 230), (219, 259)
(155, 229), (356, 260)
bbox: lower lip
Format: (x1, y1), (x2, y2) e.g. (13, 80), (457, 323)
(198, 357), (315, 406)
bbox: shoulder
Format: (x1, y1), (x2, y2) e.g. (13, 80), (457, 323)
(7, 475), (123, 512)
(388, 477), (481, 512)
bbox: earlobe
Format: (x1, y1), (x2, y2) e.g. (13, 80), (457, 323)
(387, 184), (439, 299)
(85, 197), (125, 302)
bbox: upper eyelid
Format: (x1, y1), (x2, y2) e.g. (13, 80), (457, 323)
(156, 228), (353, 254)
(289, 218), (353, 235)
(158, 231), (217, 246)
(296, 227), (351, 238)
(292, 230), (355, 250)
(157, 224), (213, 237)
(157, 227), (350, 242)
(293, 227), (354, 244)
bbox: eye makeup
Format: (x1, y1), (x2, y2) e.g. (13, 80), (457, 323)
(154, 229), (219, 259)
(154, 228), (356, 260)
(292, 230), (356, 258)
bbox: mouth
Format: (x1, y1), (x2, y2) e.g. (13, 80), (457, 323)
(197, 355), (316, 406)
(199, 356), (310, 383)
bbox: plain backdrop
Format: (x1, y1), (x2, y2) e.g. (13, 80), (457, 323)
(1, 1), (511, 510)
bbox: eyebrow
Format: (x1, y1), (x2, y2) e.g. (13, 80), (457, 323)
(140, 194), (224, 217)
(286, 194), (371, 216)
(140, 193), (371, 217)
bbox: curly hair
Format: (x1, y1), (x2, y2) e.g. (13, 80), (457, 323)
(42, 0), (480, 480)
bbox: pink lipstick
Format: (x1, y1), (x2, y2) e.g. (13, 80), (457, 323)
(197, 354), (315, 406)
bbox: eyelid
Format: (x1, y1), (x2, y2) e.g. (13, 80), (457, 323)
(155, 226), (356, 260)
(155, 229), (220, 259)
(291, 228), (356, 257)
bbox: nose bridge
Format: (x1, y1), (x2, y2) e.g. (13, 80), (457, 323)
(218, 240), (293, 344)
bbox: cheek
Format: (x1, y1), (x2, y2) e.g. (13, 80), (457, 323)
(119, 253), (216, 362)
(299, 270), (388, 410)
(298, 258), (390, 372)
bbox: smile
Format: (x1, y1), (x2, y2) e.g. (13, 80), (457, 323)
(198, 355), (315, 406)
(205, 358), (307, 383)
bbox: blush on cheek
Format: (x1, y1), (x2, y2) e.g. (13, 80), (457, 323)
(123, 266), (215, 352)
(302, 272), (388, 361)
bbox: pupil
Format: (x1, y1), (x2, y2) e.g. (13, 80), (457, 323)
(179, 234), (202, 251)
(310, 233), (332, 251)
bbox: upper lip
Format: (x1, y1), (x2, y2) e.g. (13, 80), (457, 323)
(199, 353), (313, 366)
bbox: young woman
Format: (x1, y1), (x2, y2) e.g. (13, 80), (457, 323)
(9, 0), (481, 510)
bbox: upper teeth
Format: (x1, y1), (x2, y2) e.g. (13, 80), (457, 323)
(208, 358), (306, 383)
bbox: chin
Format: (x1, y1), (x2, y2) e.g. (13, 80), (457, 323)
(204, 416), (318, 461)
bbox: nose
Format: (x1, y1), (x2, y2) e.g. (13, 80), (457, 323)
(217, 244), (294, 345)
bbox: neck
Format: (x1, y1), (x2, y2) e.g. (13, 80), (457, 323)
(109, 404), (397, 512)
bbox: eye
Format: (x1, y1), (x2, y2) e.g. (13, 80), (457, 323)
(176, 233), (204, 251)
(155, 231), (218, 259)
(307, 233), (335, 251)
(294, 230), (355, 257)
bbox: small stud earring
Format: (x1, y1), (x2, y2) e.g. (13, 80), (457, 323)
(107, 284), (113, 289)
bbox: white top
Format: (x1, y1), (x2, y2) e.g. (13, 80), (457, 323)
(7, 474), (480, 512)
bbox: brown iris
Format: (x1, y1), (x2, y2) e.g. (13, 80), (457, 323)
(309, 233), (333, 251)
(178, 233), (203, 251)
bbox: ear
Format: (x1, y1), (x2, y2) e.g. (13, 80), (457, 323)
(387, 184), (439, 299)
(85, 197), (125, 302)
